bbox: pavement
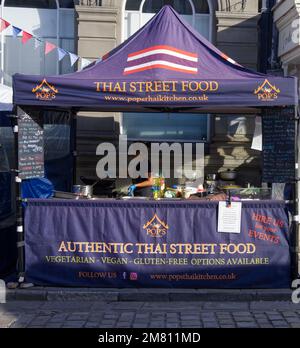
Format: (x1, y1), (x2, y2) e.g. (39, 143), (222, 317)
(4, 287), (296, 302)
(1, 287), (300, 328)
(0, 300), (300, 328)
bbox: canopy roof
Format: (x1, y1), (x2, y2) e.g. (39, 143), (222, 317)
(13, 6), (298, 111)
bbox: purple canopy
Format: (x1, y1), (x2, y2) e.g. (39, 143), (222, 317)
(13, 6), (298, 111)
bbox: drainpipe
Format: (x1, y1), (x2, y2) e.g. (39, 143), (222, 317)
(261, 0), (268, 12)
(258, 0), (269, 72)
(270, 0), (280, 70)
(1, 0), (6, 85)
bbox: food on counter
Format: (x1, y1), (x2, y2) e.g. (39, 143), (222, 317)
(188, 192), (227, 201)
(152, 176), (166, 200)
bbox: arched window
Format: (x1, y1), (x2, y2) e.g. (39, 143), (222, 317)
(143, 0), (193, 15)
(124, 0), (212, 41)
(0, 0), (77, 85)
(125, 0), (209, 13)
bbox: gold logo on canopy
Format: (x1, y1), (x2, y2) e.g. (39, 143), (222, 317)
(143, 214), (169, 237)
(254, 79), (280, 101)
(32, 79), (58, 101)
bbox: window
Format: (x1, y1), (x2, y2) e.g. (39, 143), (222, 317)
(143, 0), (193, 14)
(5, 1), (57, 8)
(1, 1), (76, 85)
(125, 0), (141, 10)
(4, 0), (79, 8)
(194, 0), (209, 13)
(123, 0), (212, 142)
(123, 113), (209, 141)
(59, 0), (79, 7)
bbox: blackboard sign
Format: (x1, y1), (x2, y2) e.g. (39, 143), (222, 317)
(262, 107), (295, 183)
(18, 107), (44, 180)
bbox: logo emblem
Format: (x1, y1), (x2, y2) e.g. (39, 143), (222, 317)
(254, 79), (280, 101)
(32, 79), (58, 101)
(130, 272), (138, 281)
(143, 214), (169, 237)
(124, 45), (198, 75)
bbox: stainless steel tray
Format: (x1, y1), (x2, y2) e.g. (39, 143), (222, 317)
(54, 191), (82, 200)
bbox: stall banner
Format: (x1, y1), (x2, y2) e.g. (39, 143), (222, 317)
(24, 200), (291, 288)
(13, 7), (298, 109)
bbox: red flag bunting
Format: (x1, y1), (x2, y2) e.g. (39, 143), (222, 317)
(22, 31), (33, 44)
(0, 19), (10, 33)
(45, 41), (56, 55)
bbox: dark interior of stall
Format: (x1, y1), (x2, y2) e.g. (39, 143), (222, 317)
(0, 109), (75, 277)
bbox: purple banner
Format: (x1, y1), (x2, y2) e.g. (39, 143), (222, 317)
(24, 199), (291, 288)
(13, 7), (297, 109)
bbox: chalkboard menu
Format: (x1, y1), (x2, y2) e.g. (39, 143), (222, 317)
(18, 107), (44, 180)
(262, 107), (295, 183)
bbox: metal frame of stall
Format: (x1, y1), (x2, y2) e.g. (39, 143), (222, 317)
(11, 104), (300, 285)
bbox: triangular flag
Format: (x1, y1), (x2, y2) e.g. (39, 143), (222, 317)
(12, 26), (22, 37)
(69, 52), (79, 67)
(34, 37), (42, 50)
(80, 58), (92, 70)
(45, 41), (56, 55)
(0, 19), (10, 33)
(57, 47), (67, 61)
(22, 31), (33, 44)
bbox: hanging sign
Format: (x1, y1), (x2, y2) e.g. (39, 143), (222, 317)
(262, 107), (295, 183)
(17, 107), (44, 180)
(218, 201), (242, 234)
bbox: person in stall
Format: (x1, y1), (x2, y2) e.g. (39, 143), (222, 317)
(128, 158), (154, 197)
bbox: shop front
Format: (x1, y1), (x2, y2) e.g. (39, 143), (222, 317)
(12, 6), (299, 288)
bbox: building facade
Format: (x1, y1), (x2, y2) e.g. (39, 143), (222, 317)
(273, 0), (300, 89)
(0, 0), (264, 187)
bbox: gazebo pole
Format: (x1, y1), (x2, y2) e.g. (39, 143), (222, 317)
(13, 107), (25, 283)
(296, 105), (300, 278)
(71, 109), (77, 187)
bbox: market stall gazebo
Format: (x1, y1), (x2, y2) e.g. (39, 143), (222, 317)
(12, 6), (299, 288)
(13, 6), (297, 110)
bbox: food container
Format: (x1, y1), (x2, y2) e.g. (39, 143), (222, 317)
(72, 185), (93, 198)
(206, 174), (217, 181)
(219, 170), (237, 181)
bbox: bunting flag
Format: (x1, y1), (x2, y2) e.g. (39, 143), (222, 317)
(57, 47), (67, 61)
(80, 58), (92, 70)
(22, 31), (33, 44)
(0, 17), (100, 72)
(0, 19), (10, 33)
(69, 52), (79, 67)
(34, 37), (42, 50)
(12, 26), (22, 38)
(45, 41), (56, 55)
